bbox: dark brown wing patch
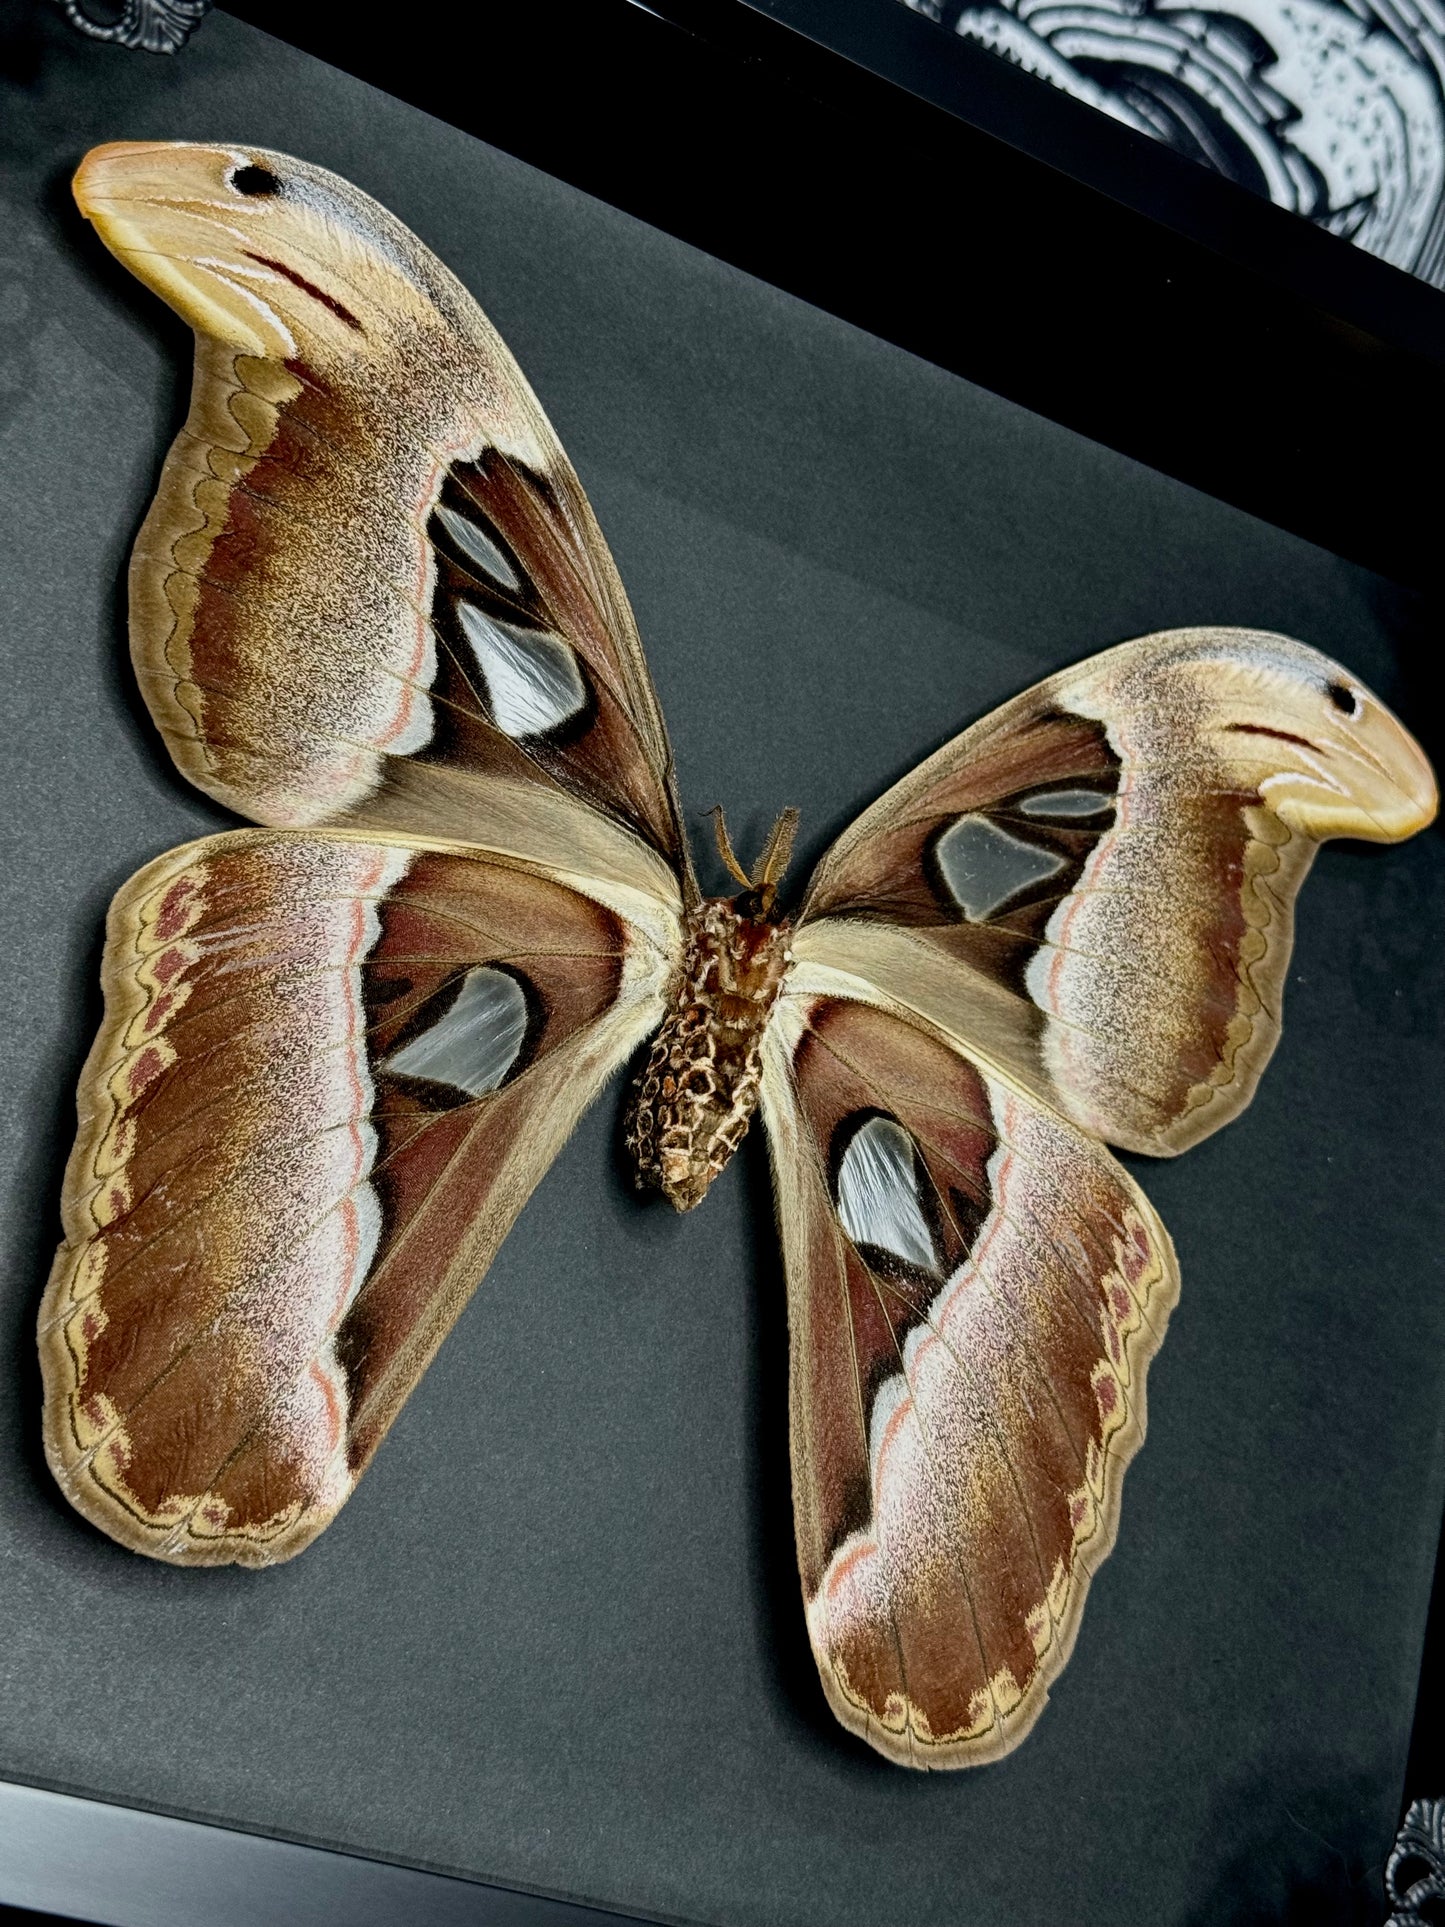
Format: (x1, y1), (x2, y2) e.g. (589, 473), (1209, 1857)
(422, 452), (679, 852)
(803, 709), (1120, 999)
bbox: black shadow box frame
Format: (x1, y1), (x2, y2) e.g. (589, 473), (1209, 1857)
(0, 4), (1442, 1923)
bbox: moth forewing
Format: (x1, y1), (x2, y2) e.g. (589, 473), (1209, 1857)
(75, 140), (692, 880)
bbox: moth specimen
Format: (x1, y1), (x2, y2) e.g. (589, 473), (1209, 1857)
(41, 141), (1436, 1769)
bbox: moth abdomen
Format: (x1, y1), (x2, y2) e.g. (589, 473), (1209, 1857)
(626, 896), (792, 1212)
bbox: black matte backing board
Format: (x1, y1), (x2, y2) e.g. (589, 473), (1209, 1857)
(1, 12), (1442, 1926)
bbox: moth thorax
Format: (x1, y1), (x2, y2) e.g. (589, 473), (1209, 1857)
(626, 897), (793, 1212)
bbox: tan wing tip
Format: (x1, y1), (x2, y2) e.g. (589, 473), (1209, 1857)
(1383, 714), (1439, 839)
(1329, 714), (1436, 843)
(1224, 652), (1439, 844)
(70, 141), (301, 356)
(1336, 679), (1438, 840)
(73, 139), (186, 216)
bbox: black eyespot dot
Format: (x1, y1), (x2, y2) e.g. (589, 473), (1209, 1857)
(231, 164), (281, 198)
(1327, 680), (1362, 718)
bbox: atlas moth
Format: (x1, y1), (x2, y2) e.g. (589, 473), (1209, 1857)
(40, 140), (1436, 1768)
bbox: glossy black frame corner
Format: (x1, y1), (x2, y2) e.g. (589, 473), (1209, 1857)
(0, 1782), (648, 1927)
